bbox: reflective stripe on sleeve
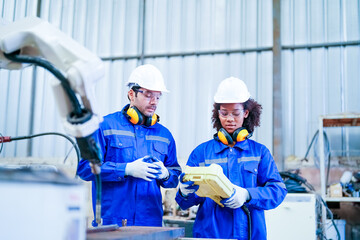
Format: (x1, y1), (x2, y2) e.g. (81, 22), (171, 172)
(265, 181), (287, 189)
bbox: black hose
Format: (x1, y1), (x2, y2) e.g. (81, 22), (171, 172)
(241, 205), (251, 240)
(94, 171), (102, 225)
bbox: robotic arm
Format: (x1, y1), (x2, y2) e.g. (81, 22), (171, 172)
(0, 16), (103, 166)
(0, 17), (105, 226)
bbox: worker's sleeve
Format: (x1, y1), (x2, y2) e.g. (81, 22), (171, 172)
(158, 135), (181, 188)
(246, 147), (287, 210)
(76, 128), (127, 182)
(175, 191), (204, 210)
(175, 147), (205, 210)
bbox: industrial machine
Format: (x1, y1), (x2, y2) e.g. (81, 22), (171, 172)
(0, 16), (105, 239)
(0, 165), (87, 240)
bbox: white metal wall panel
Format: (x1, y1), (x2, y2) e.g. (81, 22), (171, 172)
(14, 68), (33, 157)
(309, 0), (325, 44)
(145, 0), (272, 52)
(345, 46), (360, 111)
(4, 71), (22, 156)
(345, 0), (360, 41)
(293, 50), (310, 157)
(259, 0), (273, 47)
(328, 0), (341, 42)
(257, 51), (273, 152)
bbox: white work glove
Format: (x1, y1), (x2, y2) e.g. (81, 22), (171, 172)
(152, 160), (170, 180)
(179, 173), (199, 197)
(221, 184), (250, 209)
(125, 156), (161, 181)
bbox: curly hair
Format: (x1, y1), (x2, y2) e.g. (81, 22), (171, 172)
(211, 99), (262, 134)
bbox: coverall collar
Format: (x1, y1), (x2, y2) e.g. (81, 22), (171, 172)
(120, 104), (157, 128)
(214, 138), (249, 153)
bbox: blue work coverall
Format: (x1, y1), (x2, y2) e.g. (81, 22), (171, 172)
(176, 138), (287, 240)
(77, 105), (181, 227)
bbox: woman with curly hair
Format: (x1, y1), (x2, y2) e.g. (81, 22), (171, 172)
(176, 77), (287, 240)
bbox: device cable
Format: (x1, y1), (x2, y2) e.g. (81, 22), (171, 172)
(241, 205), (251, 240)
(301, 130), (331, 191)
(0, 132), (80, 177)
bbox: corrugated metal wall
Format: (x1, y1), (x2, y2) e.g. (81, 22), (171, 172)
(281, 0), (360, 164)
(0, 0), (359, 167)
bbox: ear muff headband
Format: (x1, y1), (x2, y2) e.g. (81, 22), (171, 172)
(125, 106), (159, 126)
(216, 127), (249, 145)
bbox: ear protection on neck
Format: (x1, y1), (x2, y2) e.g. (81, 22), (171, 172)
(124, 106), (159, 127)
(215, 127), (249, 145)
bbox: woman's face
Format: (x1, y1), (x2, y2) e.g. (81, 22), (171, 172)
(219, 103), (249, 134)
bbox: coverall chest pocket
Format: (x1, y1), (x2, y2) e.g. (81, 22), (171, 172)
(151, 142), (168, 162)
(106, 138), (134, 163)
(241, 161), (259, 186)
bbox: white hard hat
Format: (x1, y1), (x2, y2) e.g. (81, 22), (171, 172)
(214, 77), (251, 103)
(126, 64), (169, 92)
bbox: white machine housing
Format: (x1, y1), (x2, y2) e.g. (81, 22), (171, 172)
(265, 193), (317, 240)
(0, 168), (87, 240)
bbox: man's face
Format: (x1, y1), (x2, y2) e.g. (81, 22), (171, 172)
(128, 88), (162, 117)
(218, 103), (249, 134)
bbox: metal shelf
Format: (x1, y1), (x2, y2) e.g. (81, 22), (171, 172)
(325, 197), (360, 202)
(318, 113), (360, 227)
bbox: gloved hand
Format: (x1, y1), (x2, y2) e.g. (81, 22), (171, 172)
(125, 156), (161, 181)
(152, 159), (170, 180)
(221, 184), (250, 209)
(179, 173), (199, 197)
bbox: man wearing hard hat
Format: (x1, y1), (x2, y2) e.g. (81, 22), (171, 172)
(176, 77), (287, 240)
(77, 64), (181, 227)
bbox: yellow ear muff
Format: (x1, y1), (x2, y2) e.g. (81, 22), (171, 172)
(234, 128), (249, 142)
(149, 114), (158, 126)
(218, 128), (233, 145)
(126, 107), (143, 125)
(144, 114), (158, 127)
(124, 106), (159, 126)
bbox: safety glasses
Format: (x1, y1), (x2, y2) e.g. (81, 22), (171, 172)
(218, 109), (244, 118)
(135, 89), (162, 101)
